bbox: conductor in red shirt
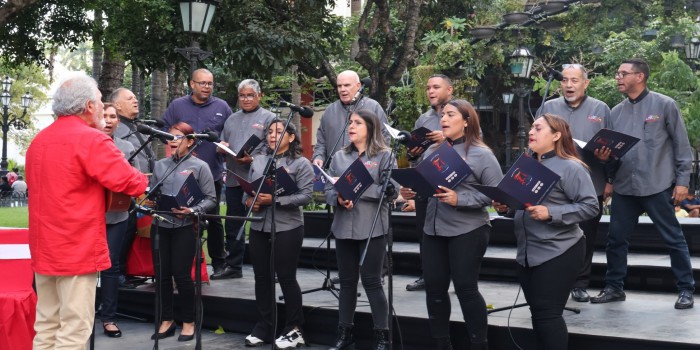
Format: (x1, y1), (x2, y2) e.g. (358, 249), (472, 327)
(26, 73), (149, 350)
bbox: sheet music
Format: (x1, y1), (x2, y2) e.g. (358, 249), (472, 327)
(214, 142), (237, 157)
(313, 164), (337, 184)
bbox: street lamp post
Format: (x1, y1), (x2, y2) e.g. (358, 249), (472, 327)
(686, 37), (700, 69)
(175, 0), (220, 75)
(509, 47), (535, 158)
(0, 76), (32, 175)
(502, 92), (514, 167)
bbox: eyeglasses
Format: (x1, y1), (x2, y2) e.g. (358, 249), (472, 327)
(172, 135), (186, 141)
(614, 71), (640, 79)
(238, 94), (258, 101)
(192, 81), (214, 88)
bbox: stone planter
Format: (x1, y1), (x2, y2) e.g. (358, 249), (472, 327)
(470, 26), (498, 40)
(541, 0), (567, 13)
(502, 12), (530, 25)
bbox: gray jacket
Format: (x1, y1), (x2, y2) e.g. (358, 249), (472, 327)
(539, 96), (611, 196)
(150, 154), (217, 229)
(424, 142), (504, 237)
(609, 90), (692, 196)
(243, 153), (314, 232)
(220, 107), (276, 187)
(325, 148), (398, 240)
(106, 136), (136, 225)
(312, 98), (391, 164)
(115, 119), (152, 173)
(512, 152), (599, 267)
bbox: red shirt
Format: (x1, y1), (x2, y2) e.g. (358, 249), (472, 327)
(26, 116), (148, 275)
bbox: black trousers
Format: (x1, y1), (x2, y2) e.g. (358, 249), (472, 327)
(248, 226), (305, 342)
(414, 198), (428, 276)
(152, 225), (197, 323)
(573, 196), (604, 289)
(224, 186), (246, 272)
(518, 238), (584, 350)
(335, 236), (388, 330)
(422, 226), (489, 343)
(206, 179), (226, 269)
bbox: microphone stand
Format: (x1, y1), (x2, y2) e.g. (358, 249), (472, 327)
(358, 136), (401, 350)
(299, 93), (367, 299)
(127, 134), (162, 166)
(534, 70), (558, 117)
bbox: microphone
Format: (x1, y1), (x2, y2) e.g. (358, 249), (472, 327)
(136, 124), (175, 141)
(360, 77), (372, 92)
(548, 69), (564, 82)
(186, 131), (219, 142)
(386, 100), (396, 116)
(278, 101), (315, 118)
(138, 119), (165, 128)
(395, 130), (412, 145)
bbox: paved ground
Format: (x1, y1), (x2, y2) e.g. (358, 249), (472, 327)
(91, 318), (328, 350)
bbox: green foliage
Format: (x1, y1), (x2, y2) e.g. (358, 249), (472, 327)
(587, 75), (622, 109)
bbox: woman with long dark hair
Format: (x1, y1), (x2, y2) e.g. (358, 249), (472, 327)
(326, 109), (397, 350)
(412, 99), (502, 349)
(494, 114), (598, 350)
(149, 122), (217, 342)
(243, 119), (313, 348)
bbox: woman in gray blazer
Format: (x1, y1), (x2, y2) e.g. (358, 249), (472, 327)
(494, 114), (598, 350)
(243, 120), (313, 349)
(325, 109), (397, 350)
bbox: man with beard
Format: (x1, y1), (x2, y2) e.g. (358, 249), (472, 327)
(537, 64), (611, 303)
(162, 68), (232, 279)
(399, 74), (453, 292)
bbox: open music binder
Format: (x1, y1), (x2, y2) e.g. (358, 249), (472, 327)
(156, 173), (205, 211)
(391, 142), (473, 198)
(233, 166), (299, 197)
(214, 134), (263, 158)
(315, 158), (374, 204)
(472, 153), (560, 210)
(574, 128), (640, 159)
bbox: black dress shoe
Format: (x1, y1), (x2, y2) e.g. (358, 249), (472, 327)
(178, 333), (195, 342)
(590, 287), (626, 303)
(571, 288), (590, 302)
(151, 323), (176, 340)
(210, 266), (242, 280)
(103, 322), (122, 338)
(212, 265), (225, 276)
(675, 290), (694, 309)
(406, 278), (425, 291)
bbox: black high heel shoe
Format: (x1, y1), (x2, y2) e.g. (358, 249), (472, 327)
(103, 322), (122, 338)
(151, 323), (176, 340)
(178, 333), (194, 342)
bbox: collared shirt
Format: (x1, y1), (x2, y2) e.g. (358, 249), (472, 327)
(27, 116), (148, 275)
(608, 90), (692, 196)
(150, 154), (217, 228)
(325, 148), (398, 240)
(220, 107), (276, 187)
(312, 97), (391, 164)
(539, 95), (611, 195)
(423, 141), (503, 237)
(512, 151), (598, 267)
(162, 95), (233, 181)
(243, 153), (314, 232)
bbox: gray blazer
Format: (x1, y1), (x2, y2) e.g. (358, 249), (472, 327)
(243, 153), (314, 232)
(106, 136), (136, 225)
(220, 107), (276, 187)
(325, 148), (398, 240)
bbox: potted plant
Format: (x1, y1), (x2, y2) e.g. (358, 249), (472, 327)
(470, 2), (501, 39)
(541, 0), (567, 13)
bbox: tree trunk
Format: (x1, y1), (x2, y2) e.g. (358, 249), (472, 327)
(0, 0), (40, 27)
(131, 66), (144, 119)
(168, 64), (186, 103)
(99, 47), (125, 101)
(151, 69), (168, 159)
(350, 0), (362, 59)
(92, 10), (103, 80)
(291, 65), (301, 142)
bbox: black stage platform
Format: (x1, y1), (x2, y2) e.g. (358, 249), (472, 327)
(114, 212), (700, 349)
